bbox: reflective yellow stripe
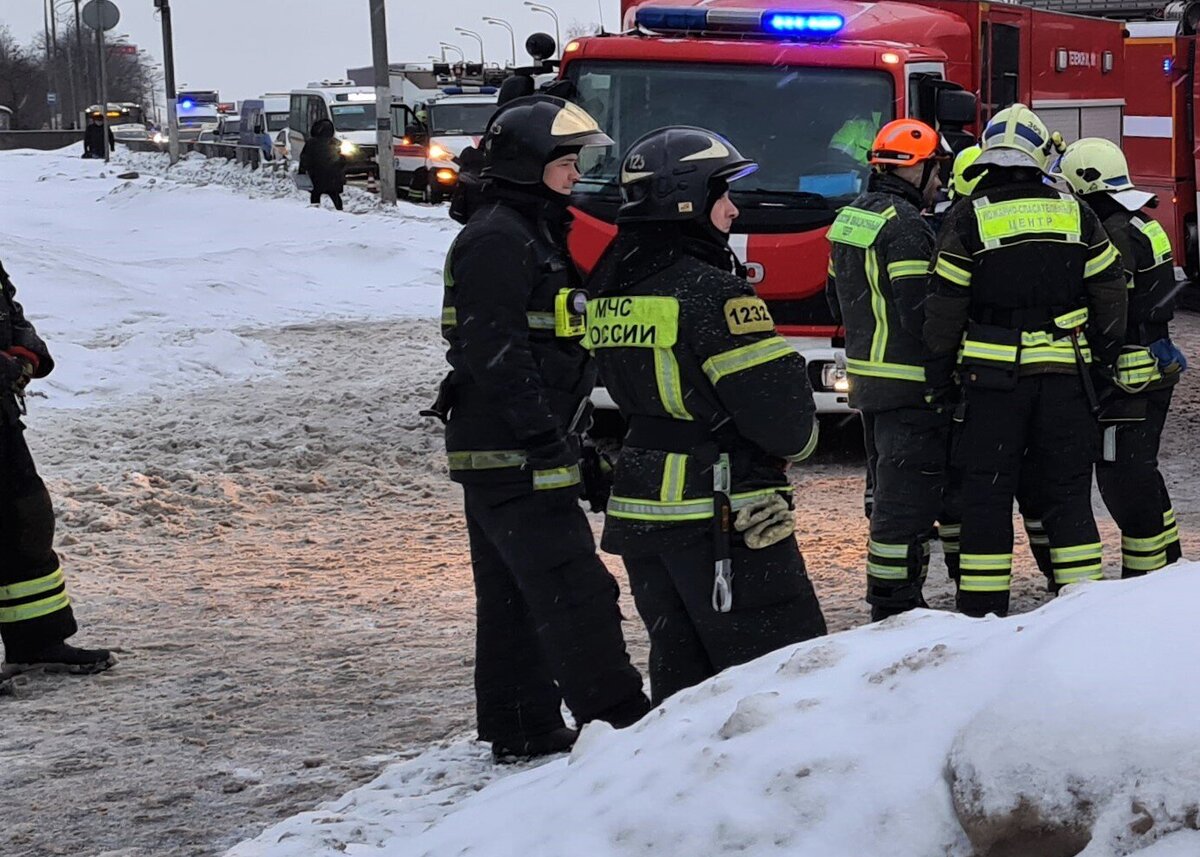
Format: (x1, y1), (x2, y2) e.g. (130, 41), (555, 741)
(961, 341), (1018, 363)
(959, 574), (1012, 592)
(441, 306), (457, 327)
(1050, 542), (1102, 562)
(974, 196), (1081, 247)
(845, 358), (925, 382)
(655, 350), (692, 420)
(1054, 564), (1103, 584)
(961, 553), (1013, 570)
(1085, 241), (1120, 279)
(827, 258), (836, 277)
(869, 540), (909, 559)
(867, 562), (909, 580)
(702, 336), (795, 385)
(1021, 346), (1086, 365)
(1123, 552), (1167, 572)
(1133, 215), (1173, 265)
(1122, 533), (1164, 553)
(532, 464), (581, 491)
(447, 450), (527, 470)
(866, 247), (888, 363)
(887, 259), (929, 280)
(1054, 307), (1089, 329)
(0, 567), (64, 601)
(1117, 350), (1157, 368)
(0, 591), (70, 624)
(607, 488), (791, 522)
(934, 255), (973, 287)
(660, 453), (687, 503)
(440, 307), (557, 331)
(787, 421), (820, 463)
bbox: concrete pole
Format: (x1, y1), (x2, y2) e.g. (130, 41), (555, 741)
(369, 0), (397, 205)
(96, 19), (109, 160)
(157, 0), (180, 165)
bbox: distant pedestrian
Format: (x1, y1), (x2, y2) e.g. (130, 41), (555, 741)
(0, 259), (114, 694)
(82, 115), (114, 160)
(298, 119), (345, 211)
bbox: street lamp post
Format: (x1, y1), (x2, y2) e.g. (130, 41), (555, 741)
(454, 27), (485, 65)
(438, 42), (465, 63)
(482, 17), (516, 68)
(524, 2), (561, 57)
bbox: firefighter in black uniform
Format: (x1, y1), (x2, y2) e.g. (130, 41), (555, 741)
(585, 126), (827, 704)
(826, 118), (953, 620)
(436, 96), (649, 760)
(924, 105), (1128, 617)
(1055, 137), (1184, 576)
(0, 260), (113, 689)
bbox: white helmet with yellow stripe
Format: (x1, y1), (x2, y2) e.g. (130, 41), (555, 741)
(973, 104), (1055, 173)
(1052, 137), (1155, 212)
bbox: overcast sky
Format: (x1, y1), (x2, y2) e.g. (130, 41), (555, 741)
(2, 0), (621, 101)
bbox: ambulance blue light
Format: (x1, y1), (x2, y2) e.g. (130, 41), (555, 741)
(765, 12), (844, 33)
(1163, 58), (1173, 74)
(180, 99), (194, 109)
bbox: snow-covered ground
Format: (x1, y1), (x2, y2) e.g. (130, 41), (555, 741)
(0, 147), (1197, 857)
(233, 568), (1200, 857)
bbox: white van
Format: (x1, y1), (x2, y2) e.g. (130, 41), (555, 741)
(288, 81), (380, 176)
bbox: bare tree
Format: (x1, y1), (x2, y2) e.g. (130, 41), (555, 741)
(565, 20), (602, 39)
(0, 26), (49, 129)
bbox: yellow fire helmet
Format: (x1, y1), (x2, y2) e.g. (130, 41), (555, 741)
(948, 144), (983, 199)
(1052, 137), (1155, 211)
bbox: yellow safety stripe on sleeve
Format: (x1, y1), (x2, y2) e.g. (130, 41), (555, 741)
(0, 567), (65, 601)
(939, 523), (961, 537)
(660, 453), (687, 503)
(532, 464), (581, 491)
(1049, 542), (1103, 563)
(441, 306), (457, 327)
(0, 591), (70, 624)
(1054, 307), (1089, 329)
(959, 574), (1012, 593)
(827, 258), (836, 278)
(787, 421), (820, 463)
(447, 450), (528, 471)
(654, 349), (693, 421)
(1084, 241), (1120, 279)
(887, 259), (930, 280)
(439, 307), (557, 331)
(865, 247), (889, 363)
(1132, 215), (1174, 266)
(961, 341), (1019, 363)
(934, 254), (973, 287)
(844, 358), (926, 382)
(702, 336), (795, 385)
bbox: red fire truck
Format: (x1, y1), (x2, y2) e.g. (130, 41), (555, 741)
(558, 0), (1125, 417)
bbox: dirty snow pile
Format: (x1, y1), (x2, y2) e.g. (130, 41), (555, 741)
(230, 567), (1200, 857)
(0, 147), (454, 407)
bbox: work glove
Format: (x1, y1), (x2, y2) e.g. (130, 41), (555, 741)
(734, 492), (794, 550)
(1149, 338), (1187, 376)
(524, 432), (581, 489)
(579, 441), (614, 514)
(0, 352), (32, 394)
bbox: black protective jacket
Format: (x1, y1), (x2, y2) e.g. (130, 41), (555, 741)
(1084, 193), (1178, 393)
(826, 172), (937, 411)
(0, 261), (54, 418)
(587, 225), (818, 556)
(441, 184), (594, 491)
(299, 121), (346, 194)
(925, 172), (1127, 376)
(83, 124), (114, 157)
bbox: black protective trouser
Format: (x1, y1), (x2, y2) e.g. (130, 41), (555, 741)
(623, 534), (826, 704)
(862, 407), (954, 617)
(1096, 386), (1179, 577)
(463, 484), (645, 742)
(956, 374), (1101, 617)
(0, 416), (77, 658)
(310, 190), (344, 211)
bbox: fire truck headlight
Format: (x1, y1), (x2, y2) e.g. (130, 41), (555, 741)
(153, 131), (166, 144)
(435, 168), (457, 185)
(340, 140), (359, 156)
(429, 143), (453, 161)
(821, 362), (849, 393)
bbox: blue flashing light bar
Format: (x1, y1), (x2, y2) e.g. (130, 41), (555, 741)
(1163, 57), (1173, 74)
(180, 99), (195, 109)
(765, 12), (845, 33)
(634, 6), (845, 37)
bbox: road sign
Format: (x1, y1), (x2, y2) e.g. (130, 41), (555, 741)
(46, 92), (58, 106)
(81, 0), (120, 31)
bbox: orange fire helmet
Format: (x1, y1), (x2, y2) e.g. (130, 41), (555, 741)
(868, 119), (950, 167)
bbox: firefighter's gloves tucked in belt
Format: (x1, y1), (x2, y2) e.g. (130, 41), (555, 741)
(0, 349), (36, 393)
(1150, 338), (1187, 375)
(579, 441), (614, 514)
(734, 492), (794, 550)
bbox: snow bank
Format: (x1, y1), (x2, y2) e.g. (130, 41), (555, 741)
(230, 567), (1200, 857)
(0, 148), (455, 407)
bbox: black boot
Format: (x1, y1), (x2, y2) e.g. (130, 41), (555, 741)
(4, 641), (116, 675)
(490, 727), (578, 762)
(589, 692), (653, 729)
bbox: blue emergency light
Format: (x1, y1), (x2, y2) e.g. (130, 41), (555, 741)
(180, 99), (194, 109)
(634, 6), (844, 37)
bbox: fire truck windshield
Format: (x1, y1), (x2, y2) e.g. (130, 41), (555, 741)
(331, 103), (378, 133)
(568, 61), (894, 216)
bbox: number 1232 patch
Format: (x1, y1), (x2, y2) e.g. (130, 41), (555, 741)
(724, 297), (775, 334)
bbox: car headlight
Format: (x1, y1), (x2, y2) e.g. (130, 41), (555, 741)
(153, 132), (166, 144)
(429, 143), (454, 161)
(821, 362), (850, 393)
(339, 140), (358, 156)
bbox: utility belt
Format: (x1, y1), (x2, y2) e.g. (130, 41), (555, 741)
(625, 415), (720, 457)
(959, 307), (1089, 391)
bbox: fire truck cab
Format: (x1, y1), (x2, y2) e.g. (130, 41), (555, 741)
(560, 0), (1125, 418)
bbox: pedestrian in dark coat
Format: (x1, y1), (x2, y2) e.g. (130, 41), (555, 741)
(82, 117), (114, 159)
(298, 119), (345, 210)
